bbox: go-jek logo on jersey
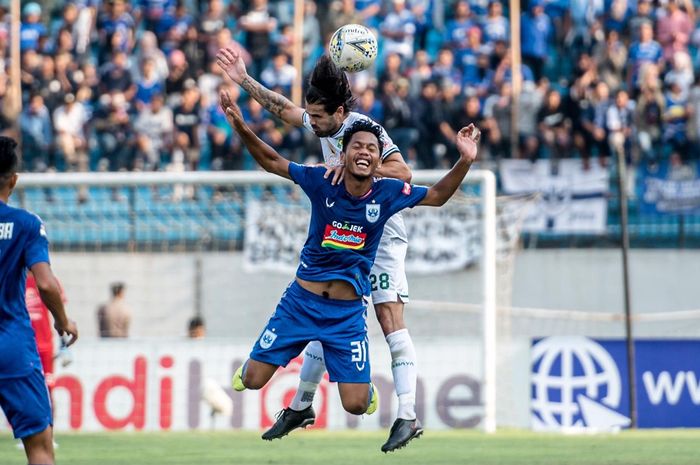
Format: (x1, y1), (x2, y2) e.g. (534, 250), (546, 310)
(531, 337), (631, 431)
(321, 222), (366, 250)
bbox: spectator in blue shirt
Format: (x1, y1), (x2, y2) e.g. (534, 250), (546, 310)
(410, 0), (433, 50)
(627, 21), (663, 94)
(159, 2), (194, 54)
(99, 51), (136, 101)
(462, 51), (492, 97)
(482, 0), (508, 46)
(663, 80), (691, 160)
(484, 52), (535, 94)
(97, 0), (136, 63)
(457, 26), (490, 84)
(358, 88), (384, 124)
(135, 58), (165, 109)
(260, 53), (297, 97)
(432, 49), (462, 90)
(208, 83), (242, 171)
(604, 0), (629, 35)
(444, 1), (476, 53)
(20, 94), (53, 172)
(380, 0), (418, 60)
(136, 0), (176, 37)
(20, 3), (47, 52)
(520, 0), (552, 81)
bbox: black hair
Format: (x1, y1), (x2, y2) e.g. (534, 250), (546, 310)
(188, 316), (205, 331)
(111, 282), (125, 296)
(0, 136), (18, 179)
(305, 55), (356, 114)
(342, 119), (384, 153)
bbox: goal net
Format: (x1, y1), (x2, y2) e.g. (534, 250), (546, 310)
(14, 169), (535, 433)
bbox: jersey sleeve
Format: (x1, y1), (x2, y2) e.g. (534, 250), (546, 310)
(384, 179), (429, 216)
(24, 215), (50, 268)
(378, 124), (400, 160)
(288, 162), (325, 196)
(301, 112), (314, 133)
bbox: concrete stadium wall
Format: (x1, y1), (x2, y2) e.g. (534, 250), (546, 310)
(52, 249), (700, 339)
(40, 249), (700, 429)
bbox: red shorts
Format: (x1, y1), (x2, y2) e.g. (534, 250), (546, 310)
(38, 349), (55, 389)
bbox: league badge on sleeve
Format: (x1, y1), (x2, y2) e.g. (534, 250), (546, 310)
(366, 202), (381, 223)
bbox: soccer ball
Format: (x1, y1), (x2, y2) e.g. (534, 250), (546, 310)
(329, 24), (378, 73)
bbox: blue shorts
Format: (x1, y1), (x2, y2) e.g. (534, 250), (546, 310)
(250, 281), (371, 383)
(0, 367), (52, 439)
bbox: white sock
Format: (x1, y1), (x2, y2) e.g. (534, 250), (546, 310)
(386, 329), (417, 420)
(289, 341), (325, 411)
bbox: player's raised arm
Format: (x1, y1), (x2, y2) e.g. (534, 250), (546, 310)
(30, 262), (78, 346)
(375, 152), (412, 183)
(419, 124), (481, 207)
(216, 47), (305, 127)
(220, 90), (292, 180)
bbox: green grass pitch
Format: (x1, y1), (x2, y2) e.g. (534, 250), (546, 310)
(1, 429), (698, 465)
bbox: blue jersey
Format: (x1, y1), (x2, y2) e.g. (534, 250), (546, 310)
(0, 202), (50, 378)
(288, 163), (428, 297)
(20, 22), (46, 51)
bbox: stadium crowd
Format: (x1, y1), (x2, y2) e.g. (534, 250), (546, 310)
(1, 0), (700, 177)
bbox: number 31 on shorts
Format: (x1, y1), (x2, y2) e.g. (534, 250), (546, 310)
(369, 273), (390, 291)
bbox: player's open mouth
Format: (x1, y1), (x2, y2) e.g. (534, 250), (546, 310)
(355, 159), (370, 168)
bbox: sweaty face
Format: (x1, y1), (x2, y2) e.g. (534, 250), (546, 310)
(305, 102), (342, 137)
(343, 131), (381, 180)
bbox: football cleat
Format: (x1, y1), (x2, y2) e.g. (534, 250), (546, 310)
(232, 365), (246, 392)
(366, 382), (379, 415)
(262, 406), (316, 440)
(381, 418), (424, 453)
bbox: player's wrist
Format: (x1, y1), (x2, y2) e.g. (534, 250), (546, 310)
(54, 316), (69, 329)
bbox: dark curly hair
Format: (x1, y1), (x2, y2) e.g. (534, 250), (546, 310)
(342, 119), (384, 153)
(0, 136), (18, 180)
(305, 55), (357, 114)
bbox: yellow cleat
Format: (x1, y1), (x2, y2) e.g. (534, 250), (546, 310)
(232, 364), (246, 392)
(366, 382), (379, 415)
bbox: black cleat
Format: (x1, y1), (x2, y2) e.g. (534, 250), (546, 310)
(381, 418), (424, 452)
(261, 406), (316, 441)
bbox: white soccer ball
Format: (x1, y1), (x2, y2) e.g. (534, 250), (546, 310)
(329, 24), (378, 73)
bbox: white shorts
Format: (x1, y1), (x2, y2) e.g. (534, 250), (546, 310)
(370, 237), (409, 305)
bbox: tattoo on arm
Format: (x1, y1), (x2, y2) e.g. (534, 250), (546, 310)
(240, 76), (294, 118)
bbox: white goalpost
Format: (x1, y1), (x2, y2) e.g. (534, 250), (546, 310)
(18, 168), (499, 433)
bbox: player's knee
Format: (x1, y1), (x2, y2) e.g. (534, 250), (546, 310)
(242, 370), (265, 390)
(341, 397), (368, 415)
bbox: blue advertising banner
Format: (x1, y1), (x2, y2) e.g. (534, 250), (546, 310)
(638, 161), (700, 214)
(531, 337), (700, 429)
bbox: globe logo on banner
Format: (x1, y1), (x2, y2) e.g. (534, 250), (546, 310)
(531, 337), (631, 431)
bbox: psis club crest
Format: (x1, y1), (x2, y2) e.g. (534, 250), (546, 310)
(259, 329), (277, 349)
(366, 202), (381, 223)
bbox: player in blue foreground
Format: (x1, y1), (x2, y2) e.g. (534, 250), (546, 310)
(219, 90), (480, 442)
(0, 136), (79, 465)
(218, 48), (424, 452)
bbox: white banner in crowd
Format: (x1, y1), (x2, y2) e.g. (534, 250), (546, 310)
(500, 159), (609, 234)
(0, 340), (484, 432)
(244, 200), (483, 274)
